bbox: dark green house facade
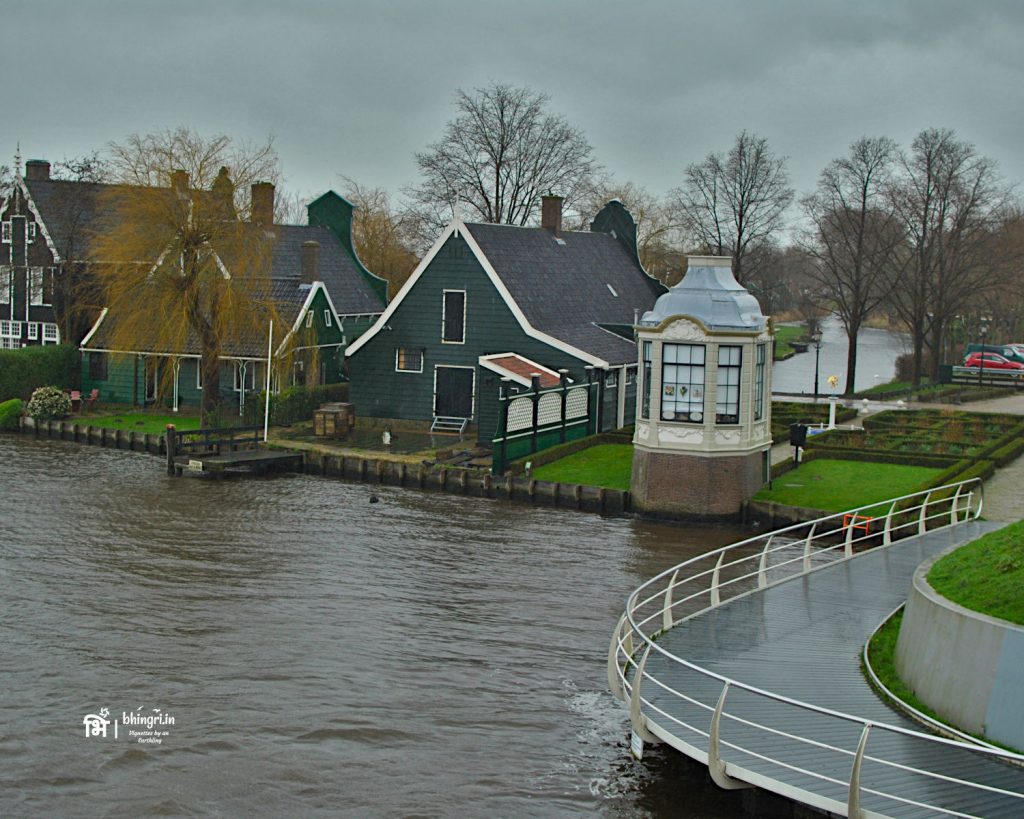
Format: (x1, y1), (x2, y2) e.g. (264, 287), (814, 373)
(80, 187), (385, 412)
(346, 198), (666, 444)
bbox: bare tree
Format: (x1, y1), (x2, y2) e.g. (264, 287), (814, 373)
(92, 129), (282, 423)
(672, 130), (794, 286)
(802, 137), (904, 394)
(407, 83), (600, 235)
(889, 128), (1012, 384)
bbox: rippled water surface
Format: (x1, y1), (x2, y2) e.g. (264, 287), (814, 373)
(0, 435), (761, 817)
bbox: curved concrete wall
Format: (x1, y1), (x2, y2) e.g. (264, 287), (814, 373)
(895, 551), (1024, 749)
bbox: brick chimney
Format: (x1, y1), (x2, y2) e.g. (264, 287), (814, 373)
(171, 169), (189, 195)
(541, 194), (564, 237)
(25, 160), (50, 181)
(251, 182), (275, 226)
(300, 240), (320, 284)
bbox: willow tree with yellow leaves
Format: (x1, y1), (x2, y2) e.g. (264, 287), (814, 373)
(90, 129), (284, 424)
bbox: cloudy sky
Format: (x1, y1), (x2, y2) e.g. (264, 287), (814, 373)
(5, 1), (1023, 210)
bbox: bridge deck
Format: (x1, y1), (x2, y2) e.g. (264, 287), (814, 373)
(643, 520), (1024, 817)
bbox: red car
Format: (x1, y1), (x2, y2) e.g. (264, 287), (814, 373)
(963, 352), (1024, 371)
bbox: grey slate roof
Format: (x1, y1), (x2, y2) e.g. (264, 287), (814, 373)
(642, 256), (766, 332)
(465, 222), (665, 366)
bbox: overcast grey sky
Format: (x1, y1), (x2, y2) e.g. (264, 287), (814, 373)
(5, 1), (1023, 211)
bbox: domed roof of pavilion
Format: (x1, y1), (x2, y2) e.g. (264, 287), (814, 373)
(639, 256), (766, 332)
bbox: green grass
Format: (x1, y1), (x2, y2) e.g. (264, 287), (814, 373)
(754, 459), (943, 512)
(928, 519), (1024, 625)
(531, 443), (633, 490)
(71, 412), (201, 436)
(773, 324), (806, 359)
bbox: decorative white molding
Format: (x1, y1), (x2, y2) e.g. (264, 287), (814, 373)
(715, 429), (742, 445)
(658, 319), (704, 341)
(635, 421), (650, 442)
(658, 425), (703, 445)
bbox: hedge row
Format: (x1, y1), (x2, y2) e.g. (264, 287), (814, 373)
(0, 345), (79, 401)
(803, 446), (960, 469)
(990, 437), (1024, 467)
(242, 382), (349, 427)
(0, 398), (23, 430)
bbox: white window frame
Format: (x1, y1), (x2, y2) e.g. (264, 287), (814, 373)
(29, 267), (44, 306)
(660, 342), (706, 423)
(441, 289), (466, 345)
(42, 324), (60, 345)
(395, 347), (424, 373)
(1, 222), (10, 244)
(196, 360), (203, 390)
(0, 265), (9, 305)
(754, 343), (766, 421)
(324, 310), (332, 327)
(27, 322), (38, 340)
(716, 345), (742, 425)
(233, 361), (256, 392)
(27, 222), (37, 242)
(306, 310), (314, 328)
(432, 364), (476, 418)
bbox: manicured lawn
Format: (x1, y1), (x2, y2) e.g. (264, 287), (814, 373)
(71, 412), (201, 436)
(531, 444), (633, 490)
(928, 519), (1024, 626)
(754, 459), (943, 513)
(773, 324), (806, 359)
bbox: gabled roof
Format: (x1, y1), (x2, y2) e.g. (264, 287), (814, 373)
(346, 202), (665, 367)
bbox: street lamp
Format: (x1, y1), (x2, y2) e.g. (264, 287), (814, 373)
(811, 329), (823, 402)
(978, 318), (990, 386)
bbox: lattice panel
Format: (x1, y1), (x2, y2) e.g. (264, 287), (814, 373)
(538, 393), (561, 425)
(506, 397), (534, 432)
(565, 387), (589, 419)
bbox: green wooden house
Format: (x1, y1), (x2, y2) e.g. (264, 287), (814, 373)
(80, 187), (386, 411)
(345, 197), (666, 443)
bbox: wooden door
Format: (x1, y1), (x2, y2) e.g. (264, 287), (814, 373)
(434, 367), (473, 418)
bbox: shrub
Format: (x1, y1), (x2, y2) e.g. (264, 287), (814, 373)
(26, 386), (71, 420)
(0, 344), (79, 401)
(242, 383), (349, 427)
(0, 398), (24, 430)
(895, 353), (914, 383)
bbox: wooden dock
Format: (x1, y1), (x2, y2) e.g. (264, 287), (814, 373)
(166, 425), (301, 477)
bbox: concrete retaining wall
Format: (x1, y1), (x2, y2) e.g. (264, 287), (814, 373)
(895, 551), (1024, 750)
(16, 417), (629, 517)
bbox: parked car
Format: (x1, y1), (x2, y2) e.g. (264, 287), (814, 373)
(963, 352), (1024, 371)
(963, 343), (1024, 364)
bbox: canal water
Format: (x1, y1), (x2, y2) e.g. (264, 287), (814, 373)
(0, 435), (756, 818)
(772, 315), (909, 395)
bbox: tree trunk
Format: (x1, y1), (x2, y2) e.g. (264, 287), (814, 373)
(201, 350), (220, 427)
(843, 321), (860, 396)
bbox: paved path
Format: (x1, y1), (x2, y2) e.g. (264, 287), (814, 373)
(642, 520), (1024, 818)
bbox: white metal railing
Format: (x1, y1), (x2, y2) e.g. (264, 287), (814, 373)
(608, 479), (1024, 817)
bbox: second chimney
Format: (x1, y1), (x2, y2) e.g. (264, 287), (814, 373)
(251, 181), (275, 226)
(25, 160), (50, 181)
(541, 194), (564, 237)
(301, 240), (320, 284)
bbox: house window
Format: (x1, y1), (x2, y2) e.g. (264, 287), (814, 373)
(29, 268), (45, 305)
(27, 322), (38, 340)
(42, 324), (59, 344)
(1, 320), (20, 349)
(396, 347), (423, 373)
(89, 352), (108, 381)
(716, 345), (742, 424)
(196, 361), (203, 390)
(1, 222), (10, 243)
(292, 359), (305, 386)
(324, 310), (332, 327)
(661, 343), (705, 422)
(42, 268), (55, 305)
(27, 222), (37, 242)
(754, 343), (766, 421)
(234, 362), (256, 392)
(0, 266), (9, 304)
(441, 290), (465, 343)
(306, 310), (314, 328)
(640, 341), (652, 419)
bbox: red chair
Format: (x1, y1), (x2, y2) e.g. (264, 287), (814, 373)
(83, 389), (99, 412)
(69, 390), (82, 413)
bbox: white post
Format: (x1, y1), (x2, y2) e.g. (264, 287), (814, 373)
(263, 320), (273, 443)
(828, 395), (837, 429)
(172, 358), (180, 412)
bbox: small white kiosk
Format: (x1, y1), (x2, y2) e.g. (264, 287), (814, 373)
(631, 256), (773, 517)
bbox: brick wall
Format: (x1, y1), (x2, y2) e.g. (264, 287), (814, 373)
(631, 447), (766, 518)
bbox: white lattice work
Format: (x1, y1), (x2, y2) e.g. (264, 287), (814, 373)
(538, 393), (561, 425)
(565, 387), (588, 419)
(506, 397), (534, 432)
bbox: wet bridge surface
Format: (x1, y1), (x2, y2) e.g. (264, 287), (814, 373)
(641, 520), (1024, 818)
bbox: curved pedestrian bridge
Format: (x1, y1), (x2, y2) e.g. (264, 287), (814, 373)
(609, 480), (1024, 817)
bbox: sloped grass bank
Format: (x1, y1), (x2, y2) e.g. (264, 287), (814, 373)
(531, 444), (633, 490)
(928, 519), (1024, 626)
(71, 412), (201, 436)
